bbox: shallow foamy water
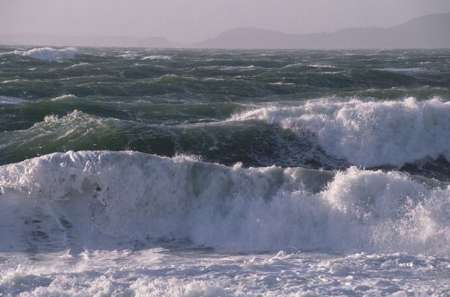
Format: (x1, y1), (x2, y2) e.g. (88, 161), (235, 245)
(2, 249), (450, 296)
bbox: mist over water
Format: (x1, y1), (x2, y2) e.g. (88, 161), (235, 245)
(1, 46), (450, 296)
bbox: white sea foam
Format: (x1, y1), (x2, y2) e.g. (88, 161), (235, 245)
(282, 62), (304, 68)
(1, 79), (29, 84)
(141, 55), (172, 61)
(269, 82), (296, 86)
(308, 64), (336, 69)
(380, 67), (426, 74)
(118, 51), (139, 59)
(18, 47), (79, 62)
(2, 248), (446, 296)
(231, 98), (450, 167)
(50, 94), (77, 101)
(64, 62), (90, 69)
(0, 151), (449, 255)
(200, 65), (257, 71)
(0, 96), (26, 105)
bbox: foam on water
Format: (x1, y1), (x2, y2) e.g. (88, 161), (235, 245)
(0, 96), (25, 105)
(50, 94), (78, 101)
(1, 151), (449, 254)
(17, 47), (79, 62)
(141, 55), (172, 61)
(2, 248), (448, 296)
(308, 64), (337, 69)
(379, 67), (427, 74)
(232, 98), (450, 167)
(64, 62), (90, 69)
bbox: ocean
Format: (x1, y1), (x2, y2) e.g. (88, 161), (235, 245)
(0, 46), (450, 296)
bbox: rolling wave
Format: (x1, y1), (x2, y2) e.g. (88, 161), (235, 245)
(232, 97), (450, 167)
(16, 47), (79, 62)
(3, 97), (450, 177)
(0, 151), (449, 254)
(0, 110), (338, 168)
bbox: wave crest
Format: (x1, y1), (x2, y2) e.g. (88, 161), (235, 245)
(1, 151), (449, 255)
(17, 47), (79, 62)
(231, 97), (450, 167)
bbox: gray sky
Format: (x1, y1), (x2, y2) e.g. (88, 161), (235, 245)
(1, 0), (450, 43)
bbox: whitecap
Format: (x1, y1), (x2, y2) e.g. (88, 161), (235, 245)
(308, 64), (336, 69)
(64, 62), (90, 70)
(1, 151), (449, 255)
(50, 94), (78, 101)
(18, 47), (79, 62)
(231, 97), (450, 167)
(0, 96), (26, 105)
(378, 67), (426, 74)
(141, 55), (172, 61)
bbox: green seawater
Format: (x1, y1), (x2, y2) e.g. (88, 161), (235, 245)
(1, 47), (449, 176)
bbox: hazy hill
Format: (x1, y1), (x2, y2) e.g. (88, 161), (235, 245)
(196, 13), (450, 49)
(1, 13), (448, 49)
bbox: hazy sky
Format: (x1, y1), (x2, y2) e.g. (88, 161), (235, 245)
(1, 0), (450, 43)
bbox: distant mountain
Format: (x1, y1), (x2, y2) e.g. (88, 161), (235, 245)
(196, 13), (450, 49)
(2, 13), (448, 49)
(0, 34), (174, 48)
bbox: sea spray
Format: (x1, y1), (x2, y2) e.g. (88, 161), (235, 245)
(1, 151), (449, 254)
(232, 97), (450, 167)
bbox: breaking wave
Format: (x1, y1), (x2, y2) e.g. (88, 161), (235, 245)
(1, 151), (449, 255)
(232, 97), (450, 167)
(141, 55), (172, 61)
(17, 47), (79, 62)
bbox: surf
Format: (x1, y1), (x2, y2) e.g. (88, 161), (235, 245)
(231, 97), (450, 167)
(1, 151), (449, 255)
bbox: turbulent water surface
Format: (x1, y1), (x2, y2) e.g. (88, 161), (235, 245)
(1, 46), (450, 296)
